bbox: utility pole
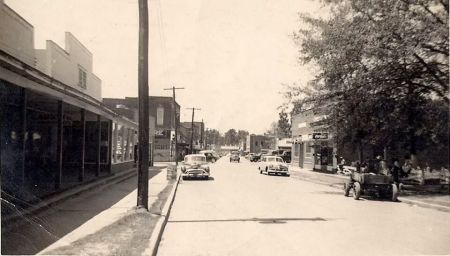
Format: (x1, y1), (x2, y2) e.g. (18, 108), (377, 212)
(137, 0), (149, 210)
(164, 86), (184, 166)
(200, 119), (204, 149)
(186, 107), (201, 154)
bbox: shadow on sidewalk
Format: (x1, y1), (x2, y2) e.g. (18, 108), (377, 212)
(1, 169), (162, 255)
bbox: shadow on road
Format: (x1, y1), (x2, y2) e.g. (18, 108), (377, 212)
(168, 217), (327, 223)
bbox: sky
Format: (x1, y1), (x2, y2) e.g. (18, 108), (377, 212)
(6, 0), (321, 134)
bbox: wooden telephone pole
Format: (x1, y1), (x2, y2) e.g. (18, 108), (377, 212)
(186, 107), (201, 154)
(137, 0), (149, 209)
(164, 86), (184, 166)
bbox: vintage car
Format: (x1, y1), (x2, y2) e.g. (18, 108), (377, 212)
(181, 154), (210, 179)
(280, 151), (291, 163)
(199, 150), (220, 163)
(258, 156), (290, 176)
(344, 171), (398, 201)
(230, 152), (240, 163)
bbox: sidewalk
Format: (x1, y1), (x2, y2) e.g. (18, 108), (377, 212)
(288, 166), (450, 212)
(38, 166), (180, 256)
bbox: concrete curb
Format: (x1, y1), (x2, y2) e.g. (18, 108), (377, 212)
(144, 171), (181, 256)
(2, 168), (139, 233)
(398, 197), (450, 212)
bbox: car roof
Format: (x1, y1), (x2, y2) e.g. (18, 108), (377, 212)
(185, 154), (206, 157)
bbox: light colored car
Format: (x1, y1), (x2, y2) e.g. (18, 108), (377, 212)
(258, 156), (290, 176)
(230, 152), (240, 163)
(181, 154), (210, 179)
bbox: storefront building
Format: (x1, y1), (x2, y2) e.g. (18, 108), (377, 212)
(291, 107), (337, 172)
(103, 96), (178, 162)
(246, 135), (277, 153)
(0, 1), (138, 202)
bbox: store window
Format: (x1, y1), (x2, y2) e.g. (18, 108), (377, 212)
(157, 105), (164, 126)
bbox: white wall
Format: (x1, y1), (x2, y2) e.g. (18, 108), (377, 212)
(0, 0), (35, 66)
(35, 33), (102, 101)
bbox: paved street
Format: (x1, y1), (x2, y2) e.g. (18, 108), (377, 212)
(157, 157), (450, 256)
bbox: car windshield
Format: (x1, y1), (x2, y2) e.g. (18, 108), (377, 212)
(185, 156), (206, 163)
(267, 157), (284, 162)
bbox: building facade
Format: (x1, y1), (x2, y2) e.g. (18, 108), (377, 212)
(291, 107), (337, 171)
(179, 121), (204, 154)
(0, 1), (138, 203)
(103, 96), (179, 162)
(246, 134), (277, 153)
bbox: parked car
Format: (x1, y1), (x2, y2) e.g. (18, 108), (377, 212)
(250, 153), (261, 162)
(181, 154), (210, 180)
(199, 150), (220, 163)
(258, 156), (290, 176)
(280, 151), (291, 163)
(230, 152), (240, 163)
(344, 169), (398, 201)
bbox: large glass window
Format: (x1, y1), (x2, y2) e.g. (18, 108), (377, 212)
(117, 124), (123, 162)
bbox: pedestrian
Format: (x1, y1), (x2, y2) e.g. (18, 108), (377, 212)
(390, 158), (401, 184)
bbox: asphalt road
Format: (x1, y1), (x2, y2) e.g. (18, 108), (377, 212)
(1, 169), (161, 255)
(157, 156), (450, 256)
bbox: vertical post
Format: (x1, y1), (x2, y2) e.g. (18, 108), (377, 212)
(172, 87), (178, 165)
(113, 123), (118, 163)
(107, 119), (113, 173)
(137, 0), (150, 209)
(200, 119), (204, 149)
(20, 88), (27, 187)
(96, 114), (101, 177)
(79, 108), (86, 182)
(190, 108), (195, 154)
(55, 100), (63, 190)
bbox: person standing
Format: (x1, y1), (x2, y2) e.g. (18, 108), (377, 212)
(391, 158), (402, 184)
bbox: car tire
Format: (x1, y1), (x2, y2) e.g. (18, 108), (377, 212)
(353, 182), (361, 200)
(392, 184), (398, 202)
(260, 170), (262, 174)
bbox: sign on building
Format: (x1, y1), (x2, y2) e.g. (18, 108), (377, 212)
(312, 132), (328, 140)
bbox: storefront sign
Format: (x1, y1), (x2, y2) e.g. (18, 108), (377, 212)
(312, 132), (328, 140)
(155, 129), (170, 138)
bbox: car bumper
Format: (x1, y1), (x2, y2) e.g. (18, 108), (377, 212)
(182, 169), (210, 177)
(268, 168), (289, 174)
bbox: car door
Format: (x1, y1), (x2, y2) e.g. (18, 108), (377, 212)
(259, 157), (266, 170)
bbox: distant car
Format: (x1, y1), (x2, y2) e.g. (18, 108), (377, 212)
(199, 150), (220, 163)
(250, 153), (262, 162)
(280, 151), (291, 163)
(230, 152), (240, 163)
(258, 156), (290, 176)
(246, 153), (255, 160)
(181, 154), (210, 179)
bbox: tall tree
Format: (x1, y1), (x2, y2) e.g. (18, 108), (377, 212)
(224, 129), (239, 146)
(287, 0), (449, 164)
(277, 110), (291, 138)
(237, 130), (249, 144)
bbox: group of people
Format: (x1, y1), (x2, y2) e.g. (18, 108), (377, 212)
(338, 155), (413, 183)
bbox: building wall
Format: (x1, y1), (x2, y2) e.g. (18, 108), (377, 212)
(35, 34), (102, 101)
(291, 108), (336, 171)
(103, 97), (178, 162)
(0, 0), (35, 66)
(247, 135), (276, 153)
